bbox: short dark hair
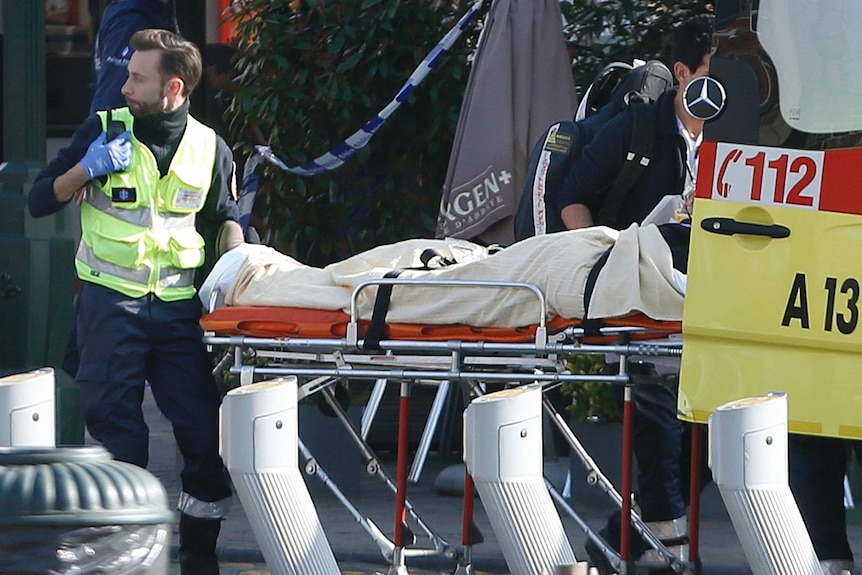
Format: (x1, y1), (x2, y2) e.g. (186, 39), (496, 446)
(672, 14), (714, 73)
(129, 29), (202, 97)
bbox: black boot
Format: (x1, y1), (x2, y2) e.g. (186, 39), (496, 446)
(178, 514), (221, 575)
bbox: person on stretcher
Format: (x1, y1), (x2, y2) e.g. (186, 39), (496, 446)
(200, 221), (689, 329)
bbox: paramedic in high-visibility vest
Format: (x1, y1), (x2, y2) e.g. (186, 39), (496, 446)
(28, 29), (242, 575)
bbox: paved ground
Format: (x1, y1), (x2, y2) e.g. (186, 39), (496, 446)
(132, 389), (862, 575)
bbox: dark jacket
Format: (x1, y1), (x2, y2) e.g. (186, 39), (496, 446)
(555, 88), (687, 229)
(90, 0), (175, 114)
(29, 102), (238, 287)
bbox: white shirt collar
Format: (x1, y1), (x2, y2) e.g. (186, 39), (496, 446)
(676, 115), (702, 198)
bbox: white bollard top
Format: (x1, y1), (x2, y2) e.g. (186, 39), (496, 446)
(221, 377), (298, 473)
(464, 385), (543, 483)
(0, 367), (55, 447)
(709, 391), (788, 489)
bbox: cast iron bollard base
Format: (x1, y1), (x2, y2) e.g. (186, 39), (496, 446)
(0, 445), (173, 574)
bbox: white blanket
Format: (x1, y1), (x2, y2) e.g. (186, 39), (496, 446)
(200, 225), (685, 327)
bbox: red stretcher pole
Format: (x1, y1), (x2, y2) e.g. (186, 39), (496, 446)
(689, 422), (704, 564)
(394, 381), (412, 548)
(462, 472), (476, 546)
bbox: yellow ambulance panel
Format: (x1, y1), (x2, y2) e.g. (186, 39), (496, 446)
(681, 142), (862, 439)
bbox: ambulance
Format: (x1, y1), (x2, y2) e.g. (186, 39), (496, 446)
(680, 0), (862, 439)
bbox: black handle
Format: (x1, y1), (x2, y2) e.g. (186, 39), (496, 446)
(700, 217), (790, 239)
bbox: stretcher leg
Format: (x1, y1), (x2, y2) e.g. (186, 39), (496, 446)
(393, 381), (411, 550)
(297, 438), (398, 559)
(317, 381), (456, 560)
(452, 471), (478, 574)
(542, 390), (686, 572)
(409, 379), (450, 484)
(361, 358), (393, 440)
(689, 423), (703, 570)
(360, 374), (452, 485)
(361, 377), (389, 440)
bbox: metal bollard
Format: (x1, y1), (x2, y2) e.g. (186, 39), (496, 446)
(465, 385), (577, 575)
(0, 446), (173, 574)
(709, 392), (821, 575)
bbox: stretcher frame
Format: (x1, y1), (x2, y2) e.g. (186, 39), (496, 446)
(203, 277), (690, 574)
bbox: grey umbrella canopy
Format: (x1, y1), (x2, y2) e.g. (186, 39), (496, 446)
(436, 0), (577, 245)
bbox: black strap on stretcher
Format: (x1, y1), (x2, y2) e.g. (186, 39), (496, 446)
(363, 270), (404, 350)
(581, 223), (690, 338)
(365, 244), (617, 347)
(582, 247), (613, 338)
(362, 249), (457, 350)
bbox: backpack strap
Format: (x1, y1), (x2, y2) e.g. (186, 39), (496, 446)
(597, 103), (657, 228)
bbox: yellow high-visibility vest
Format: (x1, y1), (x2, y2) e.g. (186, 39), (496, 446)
(75, 107), (217, 301)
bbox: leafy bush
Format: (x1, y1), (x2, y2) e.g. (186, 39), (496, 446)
(562, 353), (621, 423)
(560, 0), (711, 93)
(226, 0), (483, 264)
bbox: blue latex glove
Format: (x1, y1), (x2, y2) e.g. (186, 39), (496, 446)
(79, 130), (133, 179)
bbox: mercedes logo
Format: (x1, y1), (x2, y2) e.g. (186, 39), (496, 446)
(683, 76), (727, 121)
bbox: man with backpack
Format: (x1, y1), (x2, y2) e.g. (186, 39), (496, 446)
(557, 15), (713, 231)
(558, 14), (716, 575)
(513, 57), (672, 240)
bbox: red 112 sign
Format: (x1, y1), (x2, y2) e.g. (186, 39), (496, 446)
(712, 143), (824, 210)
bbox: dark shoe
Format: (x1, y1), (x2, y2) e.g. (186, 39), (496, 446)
(178, 514), (221, 575)
(585, 535), (617, 575)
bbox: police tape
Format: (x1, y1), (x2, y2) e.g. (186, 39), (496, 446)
(248, 0), (488, 178)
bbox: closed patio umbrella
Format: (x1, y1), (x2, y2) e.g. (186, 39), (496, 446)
(436, 0), (577, 245)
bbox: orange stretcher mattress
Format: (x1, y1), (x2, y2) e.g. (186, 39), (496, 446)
(200, 306), (681, 343)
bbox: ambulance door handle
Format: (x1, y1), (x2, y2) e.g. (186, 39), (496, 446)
(700, 217), (790, 239)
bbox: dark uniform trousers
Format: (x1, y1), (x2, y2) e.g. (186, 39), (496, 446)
(602, 364), (711, 556)
(76, 281), (231, 504)
(789, 433), (860, 563)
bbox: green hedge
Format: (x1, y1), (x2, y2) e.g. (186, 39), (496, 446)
(562, 0), (710, 89)
(227, 0), (483, 265)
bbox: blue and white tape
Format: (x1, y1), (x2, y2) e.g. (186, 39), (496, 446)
(252, 0), (487, 177)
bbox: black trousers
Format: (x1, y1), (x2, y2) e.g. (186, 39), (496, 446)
(789, 433), (860, 562)
(602, 366), (711, 554)
(76, 282), (231, 504)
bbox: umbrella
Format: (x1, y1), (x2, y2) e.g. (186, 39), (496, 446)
(436, 0), (577, 245)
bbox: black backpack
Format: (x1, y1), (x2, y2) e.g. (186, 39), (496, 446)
(514, 60), (673, 240)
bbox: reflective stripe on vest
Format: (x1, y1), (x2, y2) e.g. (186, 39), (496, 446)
(76, 107), (216, 301)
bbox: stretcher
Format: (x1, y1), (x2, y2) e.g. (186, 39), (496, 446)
(200, 232), (691, 572)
